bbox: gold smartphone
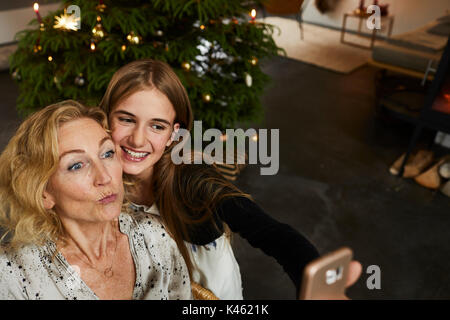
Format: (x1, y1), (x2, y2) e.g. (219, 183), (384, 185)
(298, 247), (353, 300)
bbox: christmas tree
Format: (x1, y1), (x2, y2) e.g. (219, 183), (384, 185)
(9, 0), (283, 130)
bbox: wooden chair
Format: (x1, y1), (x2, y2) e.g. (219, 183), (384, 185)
(191, 282), (220, 300)
(261, 0), (309, 40)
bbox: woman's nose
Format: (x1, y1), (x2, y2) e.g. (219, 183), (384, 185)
(129, 126), (145, 148)
(94, 162), (112, 186)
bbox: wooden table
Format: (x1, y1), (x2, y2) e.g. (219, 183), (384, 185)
(340, 12), (394, 49)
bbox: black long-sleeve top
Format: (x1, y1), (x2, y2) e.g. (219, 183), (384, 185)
(186, 196), (320, 295)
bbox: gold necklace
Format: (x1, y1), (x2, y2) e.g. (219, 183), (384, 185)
(73, 223), (119, 278)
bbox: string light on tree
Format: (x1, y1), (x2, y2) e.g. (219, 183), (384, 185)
(33, 3), (45, 30)
(250, 56), (258, 66)
(250, 9), (257, 22)
(202, 93), (212, 103)
(33, 3), (42, 23)
(181, 61), (191, 71)
(90, 41), (96, 51)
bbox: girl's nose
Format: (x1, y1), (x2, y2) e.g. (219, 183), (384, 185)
(129, 126), (145, 148)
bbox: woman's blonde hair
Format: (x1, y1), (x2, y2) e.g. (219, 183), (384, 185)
(0, 100), (108, 248)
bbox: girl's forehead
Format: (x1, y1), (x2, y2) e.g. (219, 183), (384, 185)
(116, 89), (176, 119)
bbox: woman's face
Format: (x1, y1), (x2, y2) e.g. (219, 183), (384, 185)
(43, 118), (124, 224)
(109, 89), (179, 180)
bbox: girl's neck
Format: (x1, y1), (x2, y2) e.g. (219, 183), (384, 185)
(130, 176), (154, 206)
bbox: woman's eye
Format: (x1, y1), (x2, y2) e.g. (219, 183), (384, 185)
(102, 150), (115, 159)
(68, 162), (83, 171)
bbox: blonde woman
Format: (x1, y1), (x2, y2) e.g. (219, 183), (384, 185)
(0, 100), (191, 300)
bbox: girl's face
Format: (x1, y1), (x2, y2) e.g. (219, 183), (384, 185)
(109, 89), (179, 180)
(44, 118), (124, 224)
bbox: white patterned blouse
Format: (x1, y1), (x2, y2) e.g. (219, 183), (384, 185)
(0, 211), (192, 300)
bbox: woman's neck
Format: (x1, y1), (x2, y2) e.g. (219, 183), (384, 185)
(58, 218), (118, 265)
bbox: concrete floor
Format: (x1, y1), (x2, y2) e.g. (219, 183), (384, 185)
(0, 56), (449, 300)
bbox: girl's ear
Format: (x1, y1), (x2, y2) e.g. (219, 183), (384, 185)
(166, 123), (181, 147)
(42, 189), (55, 210)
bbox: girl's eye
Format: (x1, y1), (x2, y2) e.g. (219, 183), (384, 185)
(102, 150), (115, 159)
(118, 117), (134, 123)
(68, 162), (83, 171)
(151, 124), (165, 131)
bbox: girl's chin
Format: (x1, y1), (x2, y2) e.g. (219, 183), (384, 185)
(121, 161), (153, 179)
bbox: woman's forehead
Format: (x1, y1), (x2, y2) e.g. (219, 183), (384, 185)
(58, 118), (110, 152)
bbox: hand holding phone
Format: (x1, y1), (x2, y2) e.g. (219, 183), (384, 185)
(298, 247), (360, 300)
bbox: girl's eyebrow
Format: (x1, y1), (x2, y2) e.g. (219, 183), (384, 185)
(113, 110), (171, 125)
(113, 110), (135, 117)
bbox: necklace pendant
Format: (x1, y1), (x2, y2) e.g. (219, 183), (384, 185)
(104, 267), (114, 278)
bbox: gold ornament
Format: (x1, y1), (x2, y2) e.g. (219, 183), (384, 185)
(181, 61), (191, 71)
(250, 57), (258, 66)
(126, 31), (141, 44)
(74, 73), (85, 86)
(96, 3), (107, 12)
(53, 74), (62, 90)
(200, 24), (206, 30)
(244, 72), (253, 87)
(40, 23), (45, 31)
(33, 44), (42, 53)
(12, 69), (21, 81)
(202, 93), (212, 103)
(54, 10), (80, 31)
(92, 23), (106, 38)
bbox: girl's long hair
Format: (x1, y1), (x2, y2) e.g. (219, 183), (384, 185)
(99, 59), (249, 276)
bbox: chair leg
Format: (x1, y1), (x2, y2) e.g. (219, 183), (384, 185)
(297, 12), (304, 40)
